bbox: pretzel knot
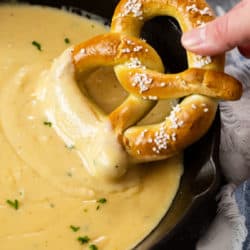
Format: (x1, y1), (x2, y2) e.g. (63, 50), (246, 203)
(71, 0), (241, 165)
(48, 0), (241, 179)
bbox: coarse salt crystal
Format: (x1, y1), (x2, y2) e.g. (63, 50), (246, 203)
(186, 4), (213, 16)
(173, 104), (181, 113)
(152, 146), (158, 153)
(178, 120), (184, 127)
(148, 138), (153, 143)
(135, 129), (148, 145)
(171, 132), (177, 141)
(126, 57), (145, 69)
(196, 20), (206, 27)
(169, 104), (184, 129)
(193, 55), (212, 68)
(152, 126), (170, 154)
(191, 104), (197, 109)
(120, 0), (143, 19)
(74, 48), (86, 62)
(126, 39), (135, 45)
(133, 45), (143, 52)
(200, 7), (212, 16)
(132, 73), (153, 93)
(121, 48), (131, 53)
(148, 95), (158, 100)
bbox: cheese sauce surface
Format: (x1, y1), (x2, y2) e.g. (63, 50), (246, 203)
(0, 5), (183, 250)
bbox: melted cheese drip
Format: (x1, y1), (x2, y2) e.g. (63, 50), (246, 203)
(37, 49), (130, 180)
(0, 4), (183, 250)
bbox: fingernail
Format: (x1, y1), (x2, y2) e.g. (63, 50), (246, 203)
(182, 26), (206, 49)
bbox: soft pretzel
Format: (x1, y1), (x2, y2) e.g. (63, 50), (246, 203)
(112, 0), (241, 161)
(50, 0), (242, 176)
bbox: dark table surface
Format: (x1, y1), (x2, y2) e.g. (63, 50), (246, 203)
(156, 190), (218, 249)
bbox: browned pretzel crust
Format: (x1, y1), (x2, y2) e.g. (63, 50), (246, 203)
(123, 95), (217, 161)
(71, 0), (242, 163)
(115, 66), (242, 100)
(112, 0), (241, 161)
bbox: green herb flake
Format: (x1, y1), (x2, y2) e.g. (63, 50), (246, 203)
(70, 225), (80, 232)
(50, 203), (55, 208)
(89, 244), (98, 250)
(77, 236), (90, 244)
(32, 40), (42, 51)
(96, 205), (100, 210)
(97, 198), (107, 204)
(83, 208), (88, 213)
(43, 121), (52, 127)
(64, 37), (70, 44)
(6, 199), (19, 210)
(67, 172), (73, 177)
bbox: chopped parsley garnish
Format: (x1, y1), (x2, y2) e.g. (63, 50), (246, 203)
(70, 225), (80, 232)
(43, 121), (52, 127)
(67, 172), (73, 177)
(96, 198), (107, 210)
(6, 199), (19, 210)
(97, 198), (107, 204)
(50, 203), (55, 208)
(77, 236), (90, 244)
(32, 40), (42, 51)
(64, 37), (70, 44)
(89, 244), (98, 250)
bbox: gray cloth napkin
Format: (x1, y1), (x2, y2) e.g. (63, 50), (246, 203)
(196, 1), (250, 249)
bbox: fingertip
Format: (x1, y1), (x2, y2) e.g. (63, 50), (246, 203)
(181, 30), (200, 49)
(181, 25), (221, 56)
(181, 27), (206, 50)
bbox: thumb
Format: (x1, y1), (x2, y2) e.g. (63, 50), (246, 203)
(181, 0), (250, 56)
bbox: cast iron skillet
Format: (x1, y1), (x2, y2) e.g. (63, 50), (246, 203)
(3, 0), (221, 248)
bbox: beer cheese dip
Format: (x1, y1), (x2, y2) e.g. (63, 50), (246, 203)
(0, 4), (183, 250)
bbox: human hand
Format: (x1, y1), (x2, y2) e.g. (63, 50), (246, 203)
(181, 0), (250, 58)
